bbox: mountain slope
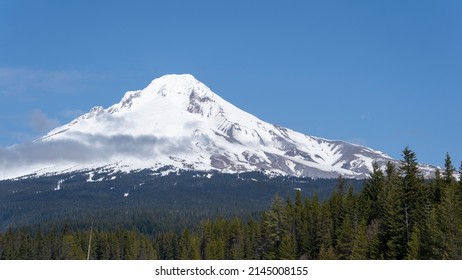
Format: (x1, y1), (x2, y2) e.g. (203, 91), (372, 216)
(1, 74), (430, 179)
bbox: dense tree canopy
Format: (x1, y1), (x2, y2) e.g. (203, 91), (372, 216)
(1, 148), (461, 260)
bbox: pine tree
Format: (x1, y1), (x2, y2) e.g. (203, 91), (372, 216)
(406, 225), (422, 259)
(243, 219), (260, 260)
(436, 183), (462, 259)
(330, 183), (345, 247)
(61, 233), (85, 259)
(350, 219), (369, 260)
(399, 147), (424, 244)
(293, 190), (307, 258)
(138, 237), (157, 259)
(204, 238), (225, 260)
(431, 168), (443, 204)
(443, 153), (456, 186)
(367, 219), (383, 260)
(261, 194), (289, 259)
(179, 228), (193, 260)
(384, 165), (407, 259)
(318, 244), (337, 259)
(361, 162), (385, 222)
(228, 218), (245, 260)
(305, 194), (321, 259)
(189, 234), (201, 260)
(336, 214), (354, 259)
(95, 231), (111, 260)
(278, 234), (296, 260)
(426, 208), (443, 259)
(1, 229), (18, 259)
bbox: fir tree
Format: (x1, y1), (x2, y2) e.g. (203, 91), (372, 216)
(261, 194), (289, 259)
(406, 225), (422, 259)
(350, 219), (369, 260)
(384, 166), (407, 259)
(335, 214), (354, 259)
(61, 233), (85, 260)
(293, 190), (307, 258)
(278, 234), (296, 260)
(443, 153), (456, 186)
(399, 146), (424, 244)
(361, 162), (385, 222)
(436, 183), (462, 259)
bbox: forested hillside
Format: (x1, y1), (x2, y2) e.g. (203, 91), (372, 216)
(1, 147), (461, 259)
(0, 169), (355, 231)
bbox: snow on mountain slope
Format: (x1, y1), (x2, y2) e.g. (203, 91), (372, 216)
(2, 74), (420, 179)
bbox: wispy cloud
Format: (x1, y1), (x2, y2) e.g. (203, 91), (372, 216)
(0, 67), (84, 97)
(0, 133), (192, 178)
(27, 109), (61, 133)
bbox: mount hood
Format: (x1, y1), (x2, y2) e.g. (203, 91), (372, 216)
(2, 74), (425, 179)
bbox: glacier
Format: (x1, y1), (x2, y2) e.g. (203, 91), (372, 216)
(0, 74), (435, 180)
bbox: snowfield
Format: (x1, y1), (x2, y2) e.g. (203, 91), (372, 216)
(0, 74), (435, 180)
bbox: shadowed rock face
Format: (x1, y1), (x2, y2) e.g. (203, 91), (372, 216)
(1, 74), (436, 180)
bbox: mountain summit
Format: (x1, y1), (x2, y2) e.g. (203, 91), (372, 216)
(2, 74), (422, 179)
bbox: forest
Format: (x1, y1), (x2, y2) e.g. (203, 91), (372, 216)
(0, 147), (461, 260)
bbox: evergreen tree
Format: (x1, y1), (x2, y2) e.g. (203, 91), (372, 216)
(318, 244), (337, 260)
(278, 234), (296, 260)
(367, 219), (383, 260)
(350, 219), (369, 259)
(261, 194), (289, 259)
(406, 225), (422, 259)
(179, 228), (193, 260)
(384, 166), (407, 259)
(204, 238), (225, 260)
(361, 162), (385, 223)
(293, 190), (307, 258)
(330, 184), (345, 248)
(436, 183), (462, 259)
(430, 169), (443, 204)
(305, 194), (324, 259)
(443, 153), (456, 186)
(335, 214), (354, 259)
(399, 147), (424, 244)
(228, 218), (245, 260)
(243, 219), (261, 260)
(61, 233), (85, 259)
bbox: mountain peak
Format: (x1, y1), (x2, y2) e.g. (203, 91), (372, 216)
(143, 74), (214, 100)
(3, 74), (432, 180)
(148, 73), (198, 88)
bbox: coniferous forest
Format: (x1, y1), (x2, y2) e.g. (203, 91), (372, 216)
(1, 147), (461, 260)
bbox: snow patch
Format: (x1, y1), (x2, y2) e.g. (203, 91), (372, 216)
(1, 74), (436, 180)
(87, 172), (104, 182)
(54, 179), (64, 191)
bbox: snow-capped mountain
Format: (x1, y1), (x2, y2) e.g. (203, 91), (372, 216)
(1, 74), (433, 180)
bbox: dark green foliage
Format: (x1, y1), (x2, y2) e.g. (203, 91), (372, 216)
(0, 148), (461, 260)
(0, 170), (359, 232)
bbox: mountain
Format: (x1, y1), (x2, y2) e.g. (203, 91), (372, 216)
(1, 74), (434, 180)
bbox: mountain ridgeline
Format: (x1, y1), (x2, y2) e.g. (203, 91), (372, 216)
(0, 74), (435, 180)
(1, 74), (458, 260)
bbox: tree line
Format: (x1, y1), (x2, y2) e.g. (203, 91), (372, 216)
(1, 147), (461, 259)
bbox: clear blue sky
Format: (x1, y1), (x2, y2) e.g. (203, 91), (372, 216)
(1, 0), (461, 167)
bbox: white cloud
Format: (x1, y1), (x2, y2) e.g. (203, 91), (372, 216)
(0, 67), (84, 97)
(0, 133), (192, 179)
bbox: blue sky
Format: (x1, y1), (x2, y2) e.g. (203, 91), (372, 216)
(1, 0), (461, 167)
